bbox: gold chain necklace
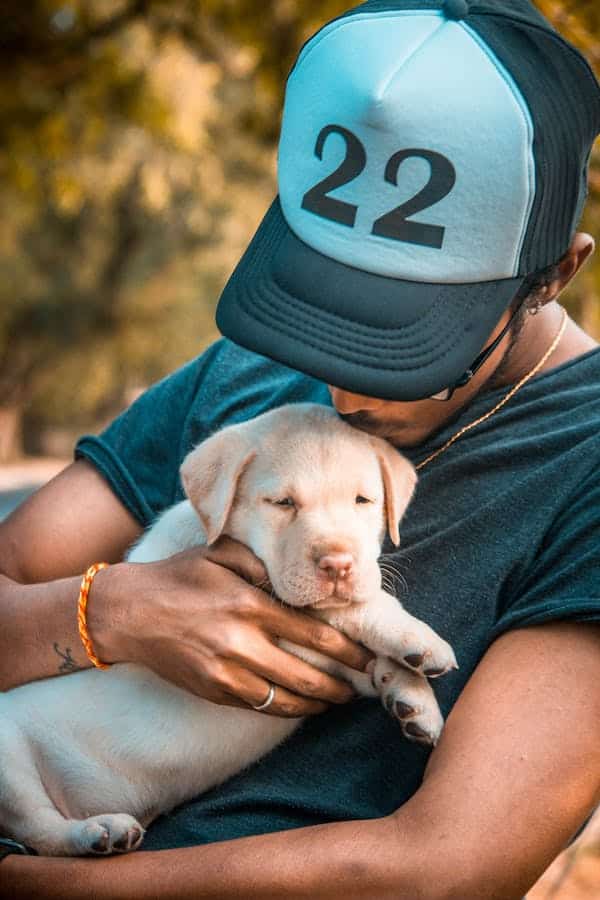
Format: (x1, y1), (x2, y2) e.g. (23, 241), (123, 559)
(415, 309), (568, 471)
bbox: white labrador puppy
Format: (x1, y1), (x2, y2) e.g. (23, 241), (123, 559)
(0, 404), (456, 857)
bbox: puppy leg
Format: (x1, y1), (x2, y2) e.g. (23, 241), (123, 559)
(0, 720), (143, 856)
(334, 656), (444, 747)
(364, 656), (444, 745)
(278, 641), (443, 746)
(325, 590), (458, 678)
(340, 656), (444, 747)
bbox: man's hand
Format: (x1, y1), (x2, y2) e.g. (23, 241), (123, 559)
(92, 537), (373, 718)
(0, 460), (371, 710)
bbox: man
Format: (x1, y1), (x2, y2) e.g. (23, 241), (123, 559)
(1, 0), (600, 897)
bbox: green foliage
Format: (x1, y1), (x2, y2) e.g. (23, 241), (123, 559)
(0, 0), (599, 449)
(0, 0), (283, 432)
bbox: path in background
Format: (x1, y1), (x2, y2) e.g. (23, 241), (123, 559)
(0, 458), (598, 897)
(0, 458), (68, 520)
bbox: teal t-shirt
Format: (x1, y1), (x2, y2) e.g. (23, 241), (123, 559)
(75, 338), (600, 850)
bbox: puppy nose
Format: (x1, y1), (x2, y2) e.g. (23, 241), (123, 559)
(317, 553), (354, 580)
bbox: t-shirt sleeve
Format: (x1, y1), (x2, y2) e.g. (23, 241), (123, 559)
(491, 468), (600, 640)
(74, 342), (225, 527)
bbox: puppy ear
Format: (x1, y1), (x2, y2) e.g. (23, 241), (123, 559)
(372, 439), (417, 546)
(180, 426), (256, 546)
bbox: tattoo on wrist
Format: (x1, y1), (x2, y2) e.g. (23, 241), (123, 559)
(53, 643), (84, 674)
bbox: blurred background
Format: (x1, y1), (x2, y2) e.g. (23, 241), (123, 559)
(0, 2), (599, 894)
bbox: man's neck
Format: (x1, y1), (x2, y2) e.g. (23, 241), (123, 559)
(494, 301), (598, 389)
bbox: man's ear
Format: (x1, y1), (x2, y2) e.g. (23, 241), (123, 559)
(536, 232), (595, 306)
(180, 426), (256, 546)
(371, 437), (417, 546)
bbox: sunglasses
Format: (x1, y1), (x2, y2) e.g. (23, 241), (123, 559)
(427, 296), (527, 401)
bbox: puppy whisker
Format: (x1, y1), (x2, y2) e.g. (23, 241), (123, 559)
(380, 573), (395, 594)
(379, 557), (408, 595)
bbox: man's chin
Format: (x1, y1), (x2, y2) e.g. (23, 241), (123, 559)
(339, 401), (477, 449)
(385, 429), (430, 448)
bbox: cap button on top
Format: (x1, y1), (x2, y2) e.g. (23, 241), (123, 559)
(443, 0), (470, 20)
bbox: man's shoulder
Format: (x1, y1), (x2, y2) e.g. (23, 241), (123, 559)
(533, 345), (600, 456)
(175, 338), (331, 444)
(470, 345), (600, 458)
(195, 337), (314, 391)
(549, 344), (600, 397)
(137, 338), (329, 419)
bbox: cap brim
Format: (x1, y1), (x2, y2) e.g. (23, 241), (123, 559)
(216, 199), (525, 401)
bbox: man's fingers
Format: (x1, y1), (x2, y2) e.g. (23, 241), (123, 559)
(200, 537), (271, 588)
(196, 656), (328, 718)
(249, 685), (329, 718)
(202, 689), (251, 710)
(260, 604), (373, 672)
(224, 638), (358, 705)
(191, 541), (372, 675)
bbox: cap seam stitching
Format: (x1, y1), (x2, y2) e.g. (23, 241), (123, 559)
(251, 291), (458, 356)
(240, 295), (468, 372)
(241, 275), (481, 364)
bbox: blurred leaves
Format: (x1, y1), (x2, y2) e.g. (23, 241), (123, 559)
(0, 0), (288, 438)
(0, 0), (599, 454)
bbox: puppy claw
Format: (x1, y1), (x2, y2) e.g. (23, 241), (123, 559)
(90, 829), (110, 853)
(76, 814), (145, 856)
(403, 721), (436, 746)
(394, 700), (417, 720)
(370, 657), (444, 746)
(114, 827), (144, 852)
(425, 660), (460, 678)
(403, 653), (424, 669)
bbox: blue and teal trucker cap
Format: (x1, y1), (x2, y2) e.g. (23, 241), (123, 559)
(217, 0), (600, 400)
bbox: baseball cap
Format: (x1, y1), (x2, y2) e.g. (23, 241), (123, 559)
(216, 0), (600, 401)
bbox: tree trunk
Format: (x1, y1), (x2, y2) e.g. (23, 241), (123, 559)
(0, 404), (24, 463)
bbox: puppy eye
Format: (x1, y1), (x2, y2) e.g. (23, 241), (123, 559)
(355, 495), (372, 504)
(274, 497), (296, 508)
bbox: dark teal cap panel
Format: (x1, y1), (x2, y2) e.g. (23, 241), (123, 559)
(471, 12), (600, 273)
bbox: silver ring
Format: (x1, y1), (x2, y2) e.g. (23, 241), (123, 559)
(252, 683), (276, 711)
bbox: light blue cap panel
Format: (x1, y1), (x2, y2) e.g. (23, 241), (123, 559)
(278, 11), (535, 284)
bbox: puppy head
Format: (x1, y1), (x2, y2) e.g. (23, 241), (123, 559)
(180, 404), (416, 608)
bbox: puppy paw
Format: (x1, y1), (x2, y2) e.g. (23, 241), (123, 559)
(394, 628), (458, 679)
(70, 814), (145, 855)
(370, 657), (444, 746)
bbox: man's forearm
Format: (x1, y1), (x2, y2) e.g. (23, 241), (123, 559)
(0, 573), (93, 690)
(0, 563), (130, 691)
(0, 816), (420, 900)
(0, 458), (143, 690)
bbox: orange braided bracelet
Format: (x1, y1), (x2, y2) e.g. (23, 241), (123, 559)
(77, 562), (110, 670)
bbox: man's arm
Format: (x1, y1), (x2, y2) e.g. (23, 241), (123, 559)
(3, 621), (599, 900)
(0, 460), (143, 689)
